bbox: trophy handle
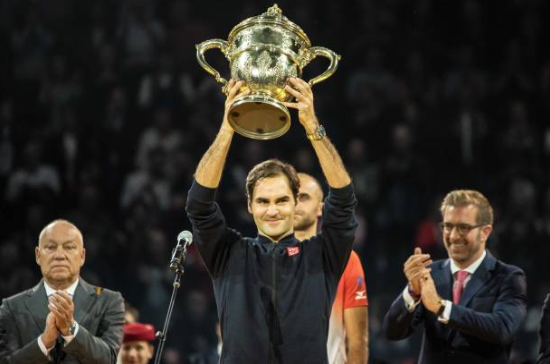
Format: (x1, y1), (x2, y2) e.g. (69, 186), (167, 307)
(306, 47), (342, 86)
(196, 39), (230, 87)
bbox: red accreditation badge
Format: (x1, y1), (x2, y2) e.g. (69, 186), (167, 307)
(286, 246), (300, 257)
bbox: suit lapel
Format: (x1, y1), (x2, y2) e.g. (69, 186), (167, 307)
(433, 260), (453, 301)
(73, 279), (97, 323)
(24, 280), (49, 332)
(459, 252), (496, 307)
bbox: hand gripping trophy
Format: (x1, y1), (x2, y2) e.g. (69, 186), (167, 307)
(196, 4), (341, 140)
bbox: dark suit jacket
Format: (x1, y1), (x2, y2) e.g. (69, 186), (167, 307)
(538, 293), (550, 364)
(0, 279), (124, 364)
(383, 251), (527, 364)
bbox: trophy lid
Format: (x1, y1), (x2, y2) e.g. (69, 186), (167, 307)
(228, 4), (311, 47)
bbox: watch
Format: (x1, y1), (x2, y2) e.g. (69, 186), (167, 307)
(65, 321), (77, 336)
(306, 124), (326, 141)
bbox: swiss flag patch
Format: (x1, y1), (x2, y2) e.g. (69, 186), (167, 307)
(286, 246), (300, 257)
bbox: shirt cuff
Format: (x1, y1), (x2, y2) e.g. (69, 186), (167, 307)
(402, 286), (421, 312)
(437, 300), (452, 324)
(327, 183), (354, 197)
(61, 321), (79, 345)
(38, 335), (54, 357)
(190, 179), (217, 202)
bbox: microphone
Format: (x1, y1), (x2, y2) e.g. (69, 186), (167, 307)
(177, 230), (193, 246)
(169, 230), (193, 273)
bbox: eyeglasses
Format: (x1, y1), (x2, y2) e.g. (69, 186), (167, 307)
(439, 222), (485, 236)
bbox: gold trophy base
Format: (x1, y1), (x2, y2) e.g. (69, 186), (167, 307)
(228, 94), (291, 140)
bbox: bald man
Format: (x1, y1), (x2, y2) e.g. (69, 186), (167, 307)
(294, 173), (369, 364)
(0, 219), (125, 364)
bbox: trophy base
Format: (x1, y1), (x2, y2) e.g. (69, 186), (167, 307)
(228, 94), (291, 140)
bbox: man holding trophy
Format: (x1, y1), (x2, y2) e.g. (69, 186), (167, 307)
(185, 74), (357, 362)
(187, 6), (357, 362)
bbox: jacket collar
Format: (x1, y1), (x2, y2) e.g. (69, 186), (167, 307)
(457, 251), (496, 307)
(432, 251), (496, 306)
(256, 233), (298, 249)
(25, 278), (98, 331)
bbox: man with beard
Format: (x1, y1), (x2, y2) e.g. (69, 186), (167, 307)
(383, 190), (527, 363)
(185, 78), (357, 363)
(294, 173), (368, 364)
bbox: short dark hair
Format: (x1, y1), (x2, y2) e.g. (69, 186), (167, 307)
(246, 159), (300, 203)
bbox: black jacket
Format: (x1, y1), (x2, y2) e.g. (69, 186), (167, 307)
(186, 180), (357, 364)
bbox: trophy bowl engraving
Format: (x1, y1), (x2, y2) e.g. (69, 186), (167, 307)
(196, 4), (340, 140)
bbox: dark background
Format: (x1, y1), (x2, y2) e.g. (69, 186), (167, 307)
(1, 0), (549, 362)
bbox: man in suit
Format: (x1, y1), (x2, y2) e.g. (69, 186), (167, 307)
(0, 219), (125, 363)
(383, 189), (527, 363)
(539, 293), (550, 363)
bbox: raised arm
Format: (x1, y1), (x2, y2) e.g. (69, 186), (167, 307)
(283, 78), (350, 188)
(194, 80), (248, 188)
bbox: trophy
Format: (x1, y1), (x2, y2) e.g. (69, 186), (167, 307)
(196, 4), (341, 140)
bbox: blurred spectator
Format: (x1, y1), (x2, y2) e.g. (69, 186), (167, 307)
(135, 106), (182, 170)
(137, 51), (186, 113)
(124, 301), (140, 324)
(5, 140), (60, 205)
(117, 0), (165, 70)
(39, 54), (82, 128)
(0, 99), (14, 179)
(185, 322), (221, 364)
(11, 5), (53, 83)
(121, 147), (171, 211)
(1, 1), (549, 362)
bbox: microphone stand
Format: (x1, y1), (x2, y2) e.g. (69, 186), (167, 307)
(153, 237), (190, 364)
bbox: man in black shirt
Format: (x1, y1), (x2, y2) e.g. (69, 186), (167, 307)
(185, 78), (357, 363)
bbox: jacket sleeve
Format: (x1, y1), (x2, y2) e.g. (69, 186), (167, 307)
(537, 294), (550, 364)
(319, 183), (358, 278)
(446, 268), (527, 345)
(383, 292), (425, 340)
(63, 290), (125, 364)
(185, 179), (242, 278)
(0, 299), (50, 364)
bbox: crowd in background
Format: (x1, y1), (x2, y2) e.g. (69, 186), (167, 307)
(1, 0), (550, 362)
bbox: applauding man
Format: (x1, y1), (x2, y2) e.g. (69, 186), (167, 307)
(0, 219), (125, 363)
(383, 190), (527, 363)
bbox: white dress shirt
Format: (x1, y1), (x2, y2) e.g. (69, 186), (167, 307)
(403, 250), (487, 324)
